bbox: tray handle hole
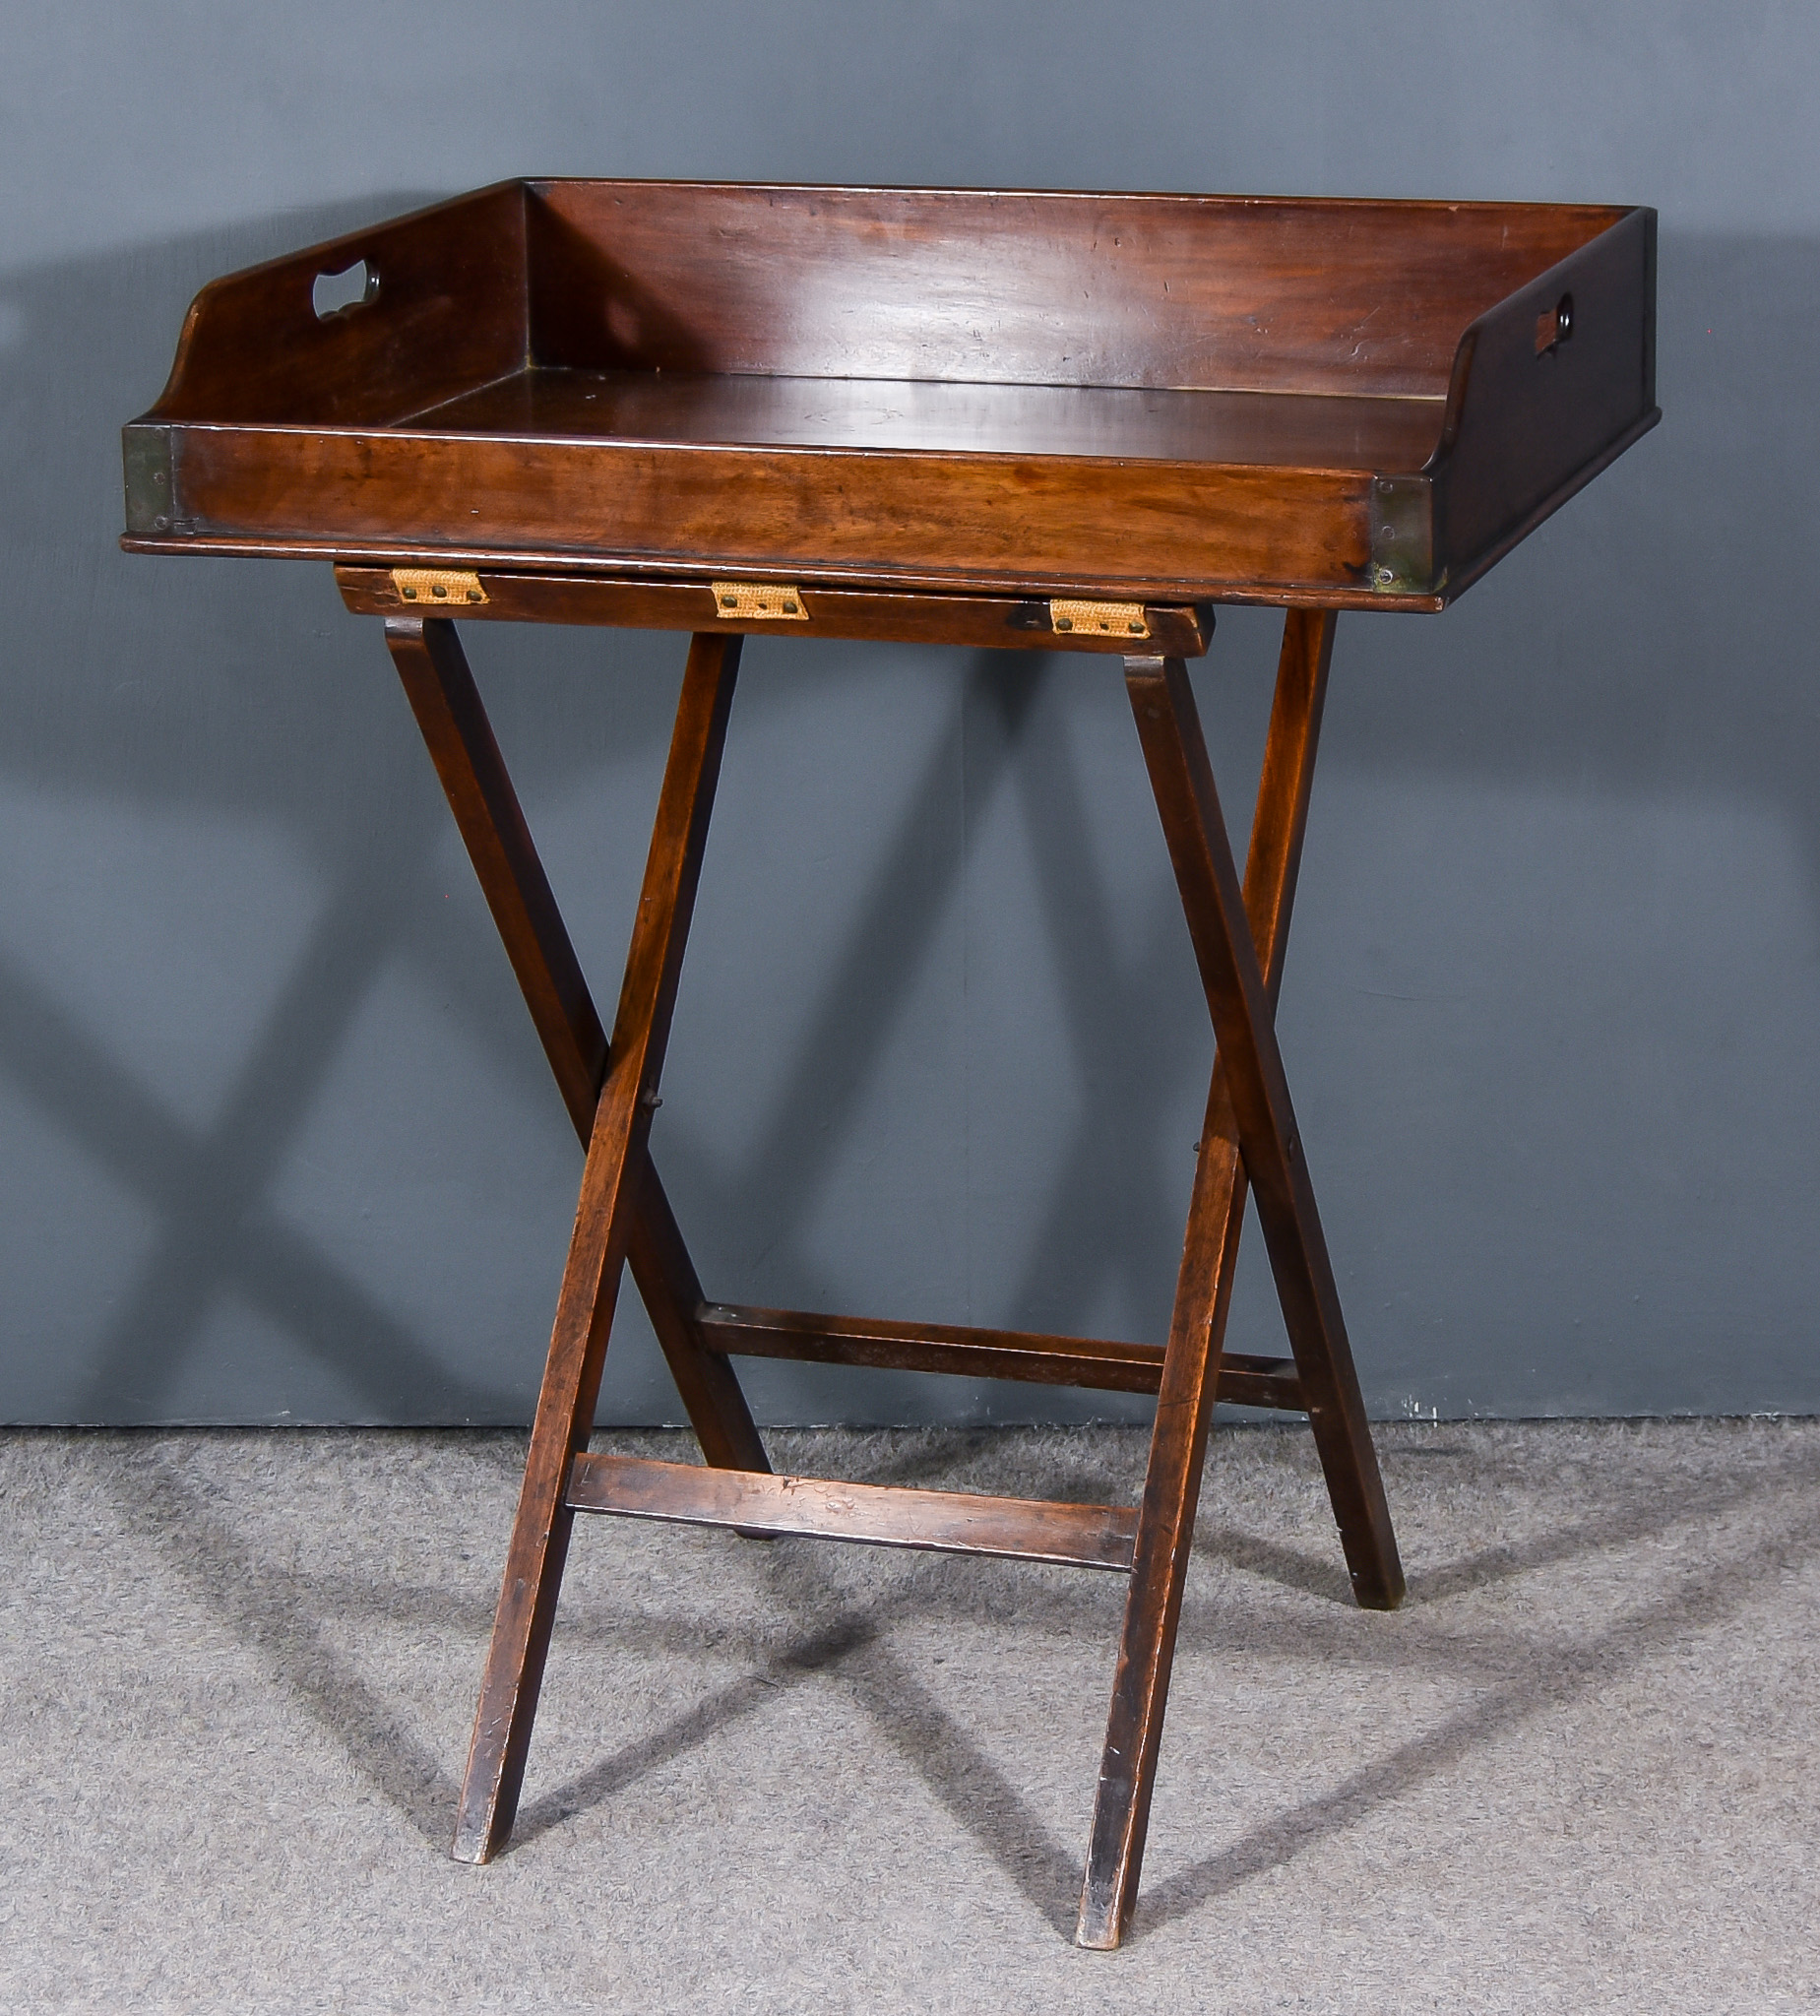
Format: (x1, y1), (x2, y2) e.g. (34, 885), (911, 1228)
(1535, 291), (1573, 356)
(313, 258), (378, 321)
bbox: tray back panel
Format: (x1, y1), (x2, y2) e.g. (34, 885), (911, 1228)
(527, 183), (1625, 401)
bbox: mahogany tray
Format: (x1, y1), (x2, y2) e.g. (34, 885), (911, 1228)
(117, 182), (1659, 1949)
(121, 180), (1657, 613)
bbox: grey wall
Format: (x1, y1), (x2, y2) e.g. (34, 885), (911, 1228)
(2, 3), (1816, 1424)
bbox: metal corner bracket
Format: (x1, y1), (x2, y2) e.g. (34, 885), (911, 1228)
(123, 424), (179, 536)
(1367, 478), (1436, 596)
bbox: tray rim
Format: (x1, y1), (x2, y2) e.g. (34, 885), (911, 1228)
(123, 182), (1659, 610)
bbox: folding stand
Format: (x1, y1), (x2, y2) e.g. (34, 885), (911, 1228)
(123, 175), (1656, 1952)
(342, 567), (1404, 1950)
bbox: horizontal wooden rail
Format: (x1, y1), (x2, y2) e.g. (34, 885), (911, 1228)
(1213, 1353), (1304, 1410)
(336, 566), (1215, 659)
(695, 1301), (1306, 1411)
(565, 1454), (1140, 1570)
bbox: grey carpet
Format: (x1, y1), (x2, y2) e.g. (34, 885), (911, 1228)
(2, 1420), (1817, 2014)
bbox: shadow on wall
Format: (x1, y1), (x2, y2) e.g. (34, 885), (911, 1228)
(0, 213), (1815, 1423)
(1285, 228), (1820, 1418)
(0, 198), (674, 1424)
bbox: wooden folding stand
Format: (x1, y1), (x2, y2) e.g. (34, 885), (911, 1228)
(338, 566), (1400, 1949)
(124, 178), (1658, 1947)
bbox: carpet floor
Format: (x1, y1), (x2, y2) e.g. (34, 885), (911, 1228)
(1, 1420), (1816, 2014)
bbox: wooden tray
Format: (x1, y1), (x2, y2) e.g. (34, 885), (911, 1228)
(114, 185), (1662, 1944)
(121, 180), (1657, 612)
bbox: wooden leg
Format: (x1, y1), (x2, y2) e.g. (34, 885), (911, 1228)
(1125, 634), (1402, 1611)
(412, 629), (740, 1862)
(383, 617), (767, 1476)
(1077, 611), (1402, 1949)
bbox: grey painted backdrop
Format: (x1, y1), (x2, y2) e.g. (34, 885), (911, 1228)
(2, 3), (1815, 1424)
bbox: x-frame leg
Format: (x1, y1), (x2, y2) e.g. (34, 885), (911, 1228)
(1077, 611), (1403, 1946)
(384, 617), (768, 1482)
(373, 600), (1401, 1941)
(384, 619), (760, 1859)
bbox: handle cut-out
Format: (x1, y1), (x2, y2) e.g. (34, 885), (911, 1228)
(312, 258), (378, 320)
(1534, 291), (1574, 355)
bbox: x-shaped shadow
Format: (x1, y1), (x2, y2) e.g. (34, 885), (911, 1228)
(987, 663), (1225, 1351)
(522, 1426), (1820, 1946)
(75, 1419), (1818, 1947)
(1137, 1435), (1820, 1939)
(516, 1426), (1099, 1936)
(3, 615), (1567, 1945)
(643, 642), (1233, 1399)
(0, 818), (520, 1422)
(99, 1436), (465, 1848)
(642, 647), (1050, 1337)
(0, 625), (1236, 1431)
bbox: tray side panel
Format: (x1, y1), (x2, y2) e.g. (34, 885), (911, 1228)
(142, 183), (530, 428)
(527, 184), (1626, 400)
(1429, 208), (1658, 581)
(159, 427), (1376, 600)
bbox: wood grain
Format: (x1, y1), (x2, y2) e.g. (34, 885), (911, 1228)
(382, 616), (767, 1477)
(696, 1300), (1305, 1410)
(566, 1453), (1139, 1571)
(150, 423), (1380, 602)
(1078, 611), (1402, 1951)
(529, 183), (1623, 398)
(452, 633), (740, 1866)
(1123, 653), (1402, 1613)
(150, 182), (528, 427)
(123, 181), (1657, 604)
(342, 566), (1215, 657)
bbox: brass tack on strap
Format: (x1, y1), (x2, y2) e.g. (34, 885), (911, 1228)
(709, 580), (809, 621)
(392, 568), (487, 605)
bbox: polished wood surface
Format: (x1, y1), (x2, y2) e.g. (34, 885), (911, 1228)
(695, 1300), (1305, 1410)
(120, 181), (1654, 1947)
(146, 182), (527, 427)
(144, 424), (1386, 604)
(409, 368), (1447, 470)
(451, 632), (741, 1865)
(522, 183), (1624, 399)
(1123, 651), (1401, 1610)
(123, 180), (1657, 605)
(381, 615), (768, 1478)
(1432, 208), (1658, 576)
(1078, 611), (1399, 1949)
(566, 1454), (1140, 1571)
